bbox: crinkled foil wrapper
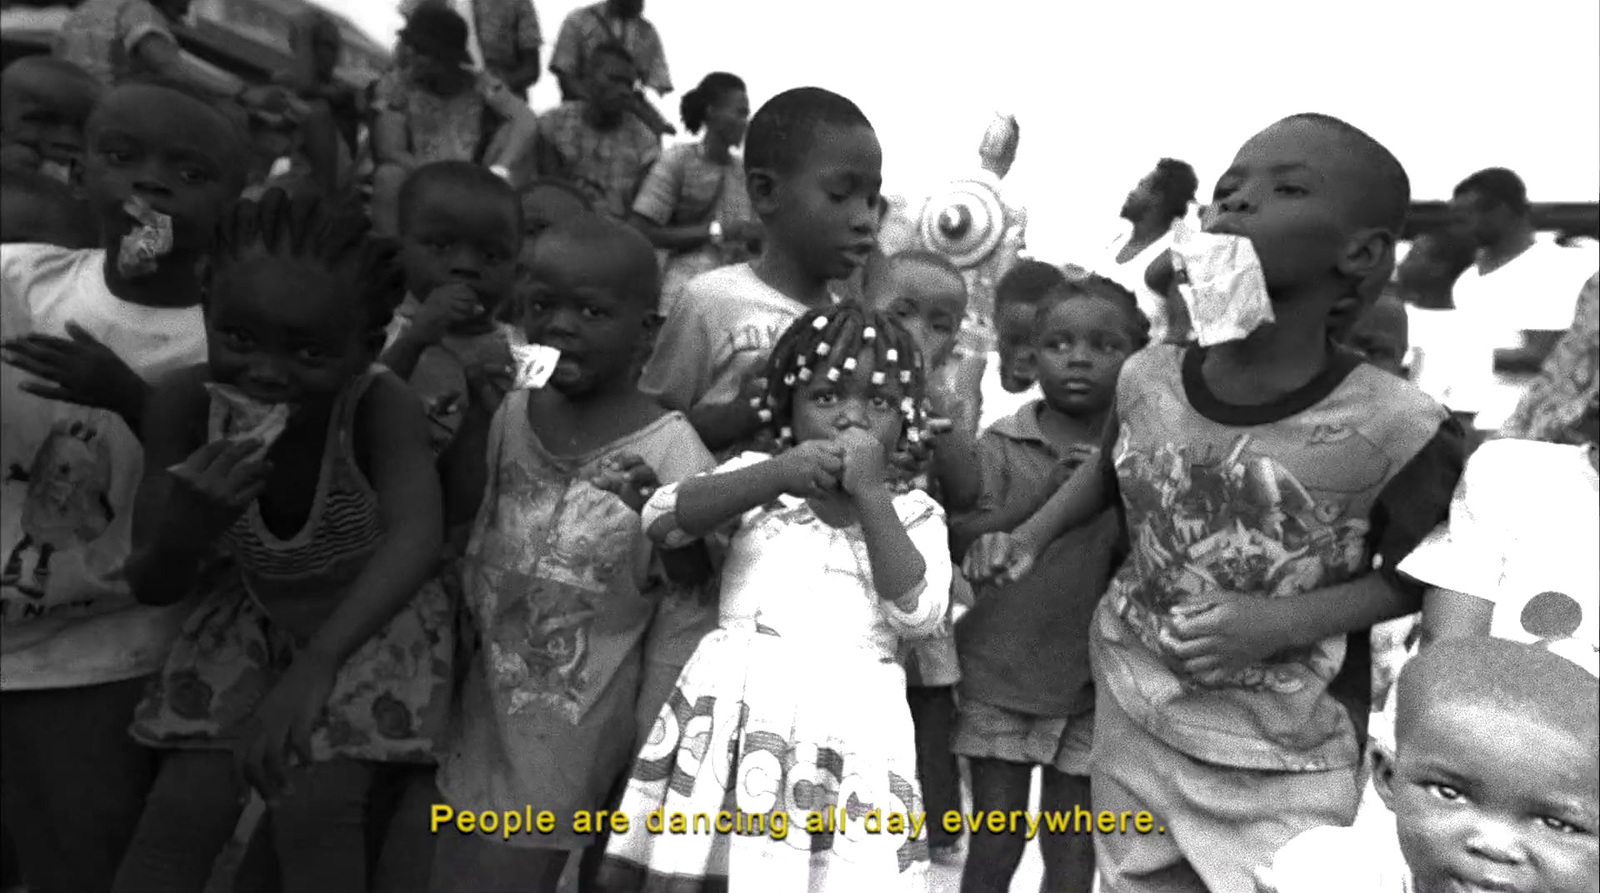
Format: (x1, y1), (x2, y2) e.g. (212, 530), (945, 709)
(117, 196), (174, 278)
(509, 343), (561, 390)
(1172, 232), (1274, 347)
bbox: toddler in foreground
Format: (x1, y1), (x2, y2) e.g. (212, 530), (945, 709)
(1261, 636), (1598, 893)
(600, 303), (952, 892)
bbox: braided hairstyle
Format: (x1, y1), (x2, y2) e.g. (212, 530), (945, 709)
(757, 302), (928, 450)
(207, 188), (404, 336)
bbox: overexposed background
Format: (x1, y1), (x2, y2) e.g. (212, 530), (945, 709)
(322, 0), (1600, 264)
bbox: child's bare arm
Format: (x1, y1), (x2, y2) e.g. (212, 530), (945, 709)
(128, 366), (223, 604)
(855, 488), (928, 605)
(301, 374), (443, 666)
(670, 444), (842, 540)
(929, 426), (982, 513)
(1419, 587), (1493, 646)
(1011, 459), (1112, 554)
(687, 399), (763, 454)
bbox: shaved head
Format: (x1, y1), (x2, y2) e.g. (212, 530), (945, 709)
(1277, 113), (1411, 235)
(1396, 637), (1598, 748)
(533, 213), (660, 310)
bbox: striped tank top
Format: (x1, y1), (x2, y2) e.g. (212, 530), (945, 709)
(219, 369), (384, 604)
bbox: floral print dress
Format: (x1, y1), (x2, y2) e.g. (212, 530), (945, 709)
(130, 368), (453, 763)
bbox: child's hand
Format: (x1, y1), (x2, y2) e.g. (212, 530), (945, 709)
(589, 452), (660, 513)
(836, 428), (887, 496)
(236, 651), (338, 800)
(2, 323), (145, 417)
(776, 439), (845, 497)
(165, 439), (272, 534)
(1163, 594), (1292, 681)
(410, 284), (482, 345)
(962, 531), (1039, 587)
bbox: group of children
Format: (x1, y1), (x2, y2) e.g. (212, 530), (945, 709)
(1, 44), (1596, 893)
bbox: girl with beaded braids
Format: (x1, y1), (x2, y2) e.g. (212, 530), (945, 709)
(118, 189), (452, 893)
(599, 303), (950, 892)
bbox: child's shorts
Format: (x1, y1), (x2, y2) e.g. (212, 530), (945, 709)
(1089, 684), (1359, 893)
(951, 698), (1094, 776)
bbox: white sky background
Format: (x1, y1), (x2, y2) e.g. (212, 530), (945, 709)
(322, 0), (1599, 264)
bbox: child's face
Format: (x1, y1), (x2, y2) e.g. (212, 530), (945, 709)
(790, 346), (905, 455)
(871, 261), (967, 369)
(1034, 297), (1132, 417)
(522, 238), (653, 397)
(994, 300), (1037, 393)
(1207, 119), (1369, 304)
(1380, 700), (1598, 893)
(207, 256), (373, 405)
(1, 69), (96, 178)
(401, 183), (520, 318)
(84, 85), (239, 255)
(762, 123), (882, 283)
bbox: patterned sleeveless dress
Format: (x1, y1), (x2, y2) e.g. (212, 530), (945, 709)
(131, 369), (453, 763)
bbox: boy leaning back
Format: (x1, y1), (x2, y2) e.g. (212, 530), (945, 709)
(967, 114), (1466, 892)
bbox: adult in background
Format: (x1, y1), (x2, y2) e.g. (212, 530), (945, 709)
(369, 4), (538, 234)
(400, 0), (544, 100)
(1500, 272), (1599, 446)
(1096, 158), (1197, 344)
(533, 42), (658, 223)
(549, 0), (674, 137)
(630, 72), (760, 317)
(1424, 167), (1595, 432)
(53, 0), (281, 106)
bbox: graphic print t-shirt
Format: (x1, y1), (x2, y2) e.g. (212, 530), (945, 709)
(1091, 345), (1463, 771)
(1, 244), (206, 689)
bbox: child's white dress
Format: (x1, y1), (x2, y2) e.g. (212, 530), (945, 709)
(598, 452), (951, 893)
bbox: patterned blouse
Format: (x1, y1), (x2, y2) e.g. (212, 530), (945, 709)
(373, 67), (511, 165)
(53, 0), (173, 87)
(632, 142), (750, 231)
(549, 2), (671, 94)
(535, 102), (659, 221)
(1500, 272), (1599, 446)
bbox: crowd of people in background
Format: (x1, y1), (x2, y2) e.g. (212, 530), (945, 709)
(1, 1), (1596, 893)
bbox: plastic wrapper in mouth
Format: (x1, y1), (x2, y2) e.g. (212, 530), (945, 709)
(38, 160), (74, 185)
(510, 343), (561, 390)
(192, 383), (293, 465)
(117, 196), (174, 278)
(1170, 231), (1274, 347)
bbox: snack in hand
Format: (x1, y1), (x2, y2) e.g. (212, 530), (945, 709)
(1170, 231), (1274, 347)
(509, 343), (561, 390)
(203, 383), (292, 462)
(117, 196), (174, 279)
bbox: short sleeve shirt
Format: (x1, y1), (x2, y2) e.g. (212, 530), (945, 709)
(535, 102), (659, 221)
(53, 0), (174, 87)
(549, 2), (671, 94)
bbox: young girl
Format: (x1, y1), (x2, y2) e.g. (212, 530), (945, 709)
(953, 277), (1146, 893)
(432, 215), (716, 893)
(115, 190), (450, 893)
(599, 303), (952, 892)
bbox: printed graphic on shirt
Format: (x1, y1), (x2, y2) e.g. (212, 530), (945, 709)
(1112, 427), (1375, 693)
(1, 418), (116, 610)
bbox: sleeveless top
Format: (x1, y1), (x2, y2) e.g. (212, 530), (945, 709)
(219, 368), (384, 605)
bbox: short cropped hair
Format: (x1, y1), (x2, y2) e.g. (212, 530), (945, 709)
(1283, 113), (1411, 234)
(994, 259), (1068, 309)
(744, 87), (872, 177)
(397, 160), (524, 235)
(1453, 167), (1529, 215)
(1035, 274), (1151, 349)
(1395, 637), (1598, 747)
(1149, 158), (1199, 221)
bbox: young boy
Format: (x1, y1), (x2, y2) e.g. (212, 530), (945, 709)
(1, 56), (102, 185)
(1260, 636), (1597, 893)
(954, 275), (1147, 893)
(380, 160), (523, 533)
(641, 86), (881, 458)
(966, 113), (1467, 892)
(978, 259), (1064, 431)
(0, 76), (245, 893)
(863, 248), (981, 861)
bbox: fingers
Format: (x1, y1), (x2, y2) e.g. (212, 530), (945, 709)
(16, 381), (74, 402)
(64, 322), (105, 346)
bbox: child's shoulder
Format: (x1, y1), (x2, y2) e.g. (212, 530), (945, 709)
(1335, 362), (1453, 456)
(891, 485), (946, 528)
(1, 242), (98, 284)
(677, 262), (763, 308)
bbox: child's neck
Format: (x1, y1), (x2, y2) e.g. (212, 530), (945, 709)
(1204, 312), (1334, 404)
(1037, 402), (1106, 451)
(751, 247), (832, 309)
(101, 251), (203, 309)
(530, 376), (662, 456)
(1478, 225), (1537, 275)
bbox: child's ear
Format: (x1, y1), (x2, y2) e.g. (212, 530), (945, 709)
(634, 311), (664, 368)
(1339, 228), (1395, 291)
(747, 168), (780, 219)
(1371, 745), (1399, 811)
